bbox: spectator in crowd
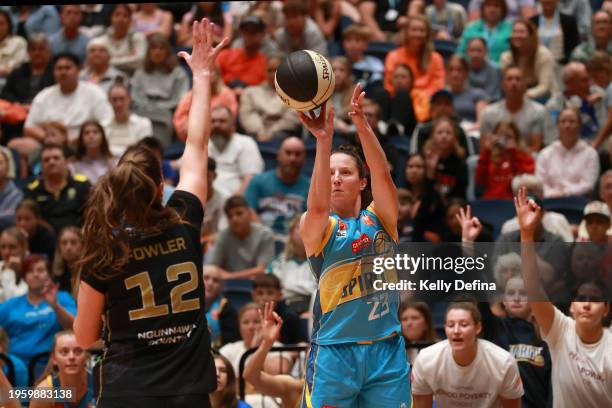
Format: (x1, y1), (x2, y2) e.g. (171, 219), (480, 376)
(458, 0), (512, 64)
(358, 0), (411, 42)
(208, 106), (264, 196)
(201, 158), (228, 252)
(239, 55), (301, 141)
(132, 3), (173, 39)
(400, 301), (438, 364)
(439, 198), (493, 242)
(174, 64), (237, 142)
(412, 302), (524, 407)
(480, 65), (552, 152)
(0, 149), (23, 227)
(79, 4), (114, 38)
(446, 54), (488, 127)
(587, 51), (611, 92)
(251, 274), (305, 344)
(1, 33), (54, 107)
(79, 38), (127, 94)
(24, 144), (91, 233)
(581, 201), (611, 243)
(466, 37), (502, 101)
(384, 15), (445, 122)
(207, 196), (275, 307)
(0, 255), (76, 369)
(500, 174), (574, 242)
(4, 6), (60, 38)
(467, 0), (535, 22)
(245, 137), (309, 239)
(0, 328), (28, 388)
(96, 4), (147, 75)
(0, 227), (28, 302)
(68, 121), (117, 185)
(559, 0), (593, 41)
(332, 56), (358, 136)
(546, 62), (607, 141)
(267, 215), (315, 316)
(0, 9), (27, 91)
(104, 82), (153, 157)
(48, 5), (89, 64)
(131, 33), (189, 116)
(423, 116), (468, 200)
(203, 265), (240, 349)
(210, 353), (252, 408)
(425, 0), (467, 43)
(536, 108), (599, 198)
(342, 24), (384, 92)
(19, 53), (113, 155)
(30, 330), (94, 408)
(217, 15), (267, 90)
(15, 199), (56, 262)
(500, 19), (558, 101)
(530, 0), (580, 64)
(476, 121), (535, 199)
(571, 9), (612, 62)
(313, 0), (343, 55)
(177, 2), (232, 47)
(576, 170), (612, 240)
(275, 0), (327, 56)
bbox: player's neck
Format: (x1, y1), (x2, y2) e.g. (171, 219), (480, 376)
(576, 324), (604, 345)
(452, 343), (477, 367)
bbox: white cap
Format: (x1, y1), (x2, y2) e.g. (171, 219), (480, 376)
(583, 200), (611, 218)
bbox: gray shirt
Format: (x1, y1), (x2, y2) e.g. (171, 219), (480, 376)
(468, 60), (502, 102)
(275, 18), (327, 56)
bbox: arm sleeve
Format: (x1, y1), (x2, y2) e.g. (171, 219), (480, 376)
(24, 93), (44, 128)
(500, 357), (525, 400)
(256, 228), (275, 266)
(243, 176), (260, 209)
(410, 352), (434, 395)
(526, 50), (556, 100)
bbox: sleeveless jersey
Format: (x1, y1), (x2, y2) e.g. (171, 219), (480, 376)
(309, 204), (400, 345)
(46, 374), (94, 408)
(82, 190), (216, 398)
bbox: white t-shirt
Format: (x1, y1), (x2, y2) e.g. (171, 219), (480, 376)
(25, 82), (113, 142)
(543, 307), (612, 407)
(412, 339), (524, 407)
(218, 340), (292, 378)
(104, 113), (153, 157)
(209, 133), (264, 196)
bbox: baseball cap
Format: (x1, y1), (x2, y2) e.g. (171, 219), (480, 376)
(430, 89), (453, 104)
(239, 15), (265, 32)
(583, 200), (611, 218)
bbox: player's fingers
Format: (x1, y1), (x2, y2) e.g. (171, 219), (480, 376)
(213, 37), (230, 56)
(177, 51), (190, 62)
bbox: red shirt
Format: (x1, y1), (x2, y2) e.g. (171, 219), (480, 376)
(216, 48), (266, 86)
(476, 148), (535, 199)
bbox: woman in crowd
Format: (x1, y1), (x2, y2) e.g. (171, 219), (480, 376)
(0, 255), (75, 370)
(0, 149), (23, 226)
(446, 54), (488, 128)
(15, 199), (56, 261)
(30, 330), (94, 408)
(400, 301), (439, 363)
(458, 0), (512, 63)
(331, 56), (356, 136)
(68, 121), (117, 185)
(423, 116), (468, 200)
(132, 3), (173, 39)
(203, 265), (240, 349)
(0, 227), (28, 302)
(384, 15), (445, 122)
(210, 352), (252, 408)
(51, 227), (83, 294)
(412, 302), (524, 407)
(476, 121), (534, 199)
(530, 0), (580, 64)
(500, 19), (557, 101)
(178, 2), (232, 47)
(516, 187), (612, 407)
(0, 10), (28, 89)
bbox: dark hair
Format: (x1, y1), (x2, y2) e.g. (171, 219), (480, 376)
(393, 64), (414, 84)
(571, 279), (611, 325)
(193, 3), (224, 28)
(399, 300), (439, 343)
(502, 63), (523, 78)
(208, 157), (216, 172)
(467, 36), (487, 49)
(283, 0), (308, 16)
(75, 121), (112, 160)
(212, 352), (240, 408)
(253, 274), (282, 290)
(224, 195), (249, 214)
(136, 136), (163, 154)
(480, 0), (508, 21)
(445, 301), (482, 325)
(78, 145), (183, 280)
(52, 52), (80, 68)
(0, 10), (13, 36)
(144, 33), (177, 73)
(331, 144), (372, 209)
(16, 198), (42, 219)
(449, 54), (469, 72)
(40, 143), (68, 159)
(109, 4), (132, 24)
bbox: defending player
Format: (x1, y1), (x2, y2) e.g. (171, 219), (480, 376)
(298, 84), (410, 407)
(73, 19), (227, 407)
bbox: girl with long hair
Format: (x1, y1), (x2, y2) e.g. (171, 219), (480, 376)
(15, 198), (56, 262)
(399, 301), (439, 363)
(0, 226), (29, 302)
(384, 15), (445, 122)
(74, 20), (228, 407)
(500, 19), (557, 101)
(100, 4), (147, 75)
(515, 187), (612, 407)
(210, 353), (251, 408)
(30, 330), (93, 408)
(297, 83), (410, 406)
(446, 54), (488, 126)
(51, 226), (83, 294)
(68, 121), (117, 185)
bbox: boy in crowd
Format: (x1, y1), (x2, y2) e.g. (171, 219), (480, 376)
(342, 24), (384, 92)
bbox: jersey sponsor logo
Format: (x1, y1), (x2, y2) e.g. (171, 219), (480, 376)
(336, 220), (347, 238)
(361, 214), (375, 226)
(509, 344), (545, 367)
(351, 233), (371, 253)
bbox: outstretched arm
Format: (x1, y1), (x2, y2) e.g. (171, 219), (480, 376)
(514, 187), (555, 336)
(349, 84), (398, 233)
(176, 19), (228, 207)
(299, 104), (335, 256)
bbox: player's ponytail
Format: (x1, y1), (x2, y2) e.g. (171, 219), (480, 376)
(78, 145), (182, 280)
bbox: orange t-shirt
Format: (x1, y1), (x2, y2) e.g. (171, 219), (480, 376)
(216, 48), (266, 86)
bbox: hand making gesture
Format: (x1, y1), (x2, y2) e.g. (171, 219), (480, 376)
(456, 205), (482, 242)
(255, 301), (283, 347)
(178, 18), (228, 76)
(514, 187), (542, 241)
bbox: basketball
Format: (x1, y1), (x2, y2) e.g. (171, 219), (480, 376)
(274, 50), (335, 112)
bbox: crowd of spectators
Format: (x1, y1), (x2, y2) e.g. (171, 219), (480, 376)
(0, 1), (611, 407)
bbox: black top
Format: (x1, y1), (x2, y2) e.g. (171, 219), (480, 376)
(29, 223), (56, 263)
(368, 0), (410, 33)
(83, 190), (216, 397)
(0, 62), (55, 104)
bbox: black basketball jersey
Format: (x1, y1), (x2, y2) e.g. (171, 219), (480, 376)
(82, 190), (216, 398)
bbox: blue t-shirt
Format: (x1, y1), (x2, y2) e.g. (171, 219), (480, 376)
(2, 354), (28, 387)
(244, 170), (309, 237)
(0, 292), (76, 365)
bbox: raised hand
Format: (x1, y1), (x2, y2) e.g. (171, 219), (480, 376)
(514, 187), (542, 240)
(456, 205), (482, 242)
(298, 102), (334, 141)
(177, 18), (228, 76)
(256, 301), (283, 346)
(42, 279), (59, 308)
(347, 83), (367, 127)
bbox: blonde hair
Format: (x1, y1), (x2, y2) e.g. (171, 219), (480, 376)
(403, 15), (434, 72)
